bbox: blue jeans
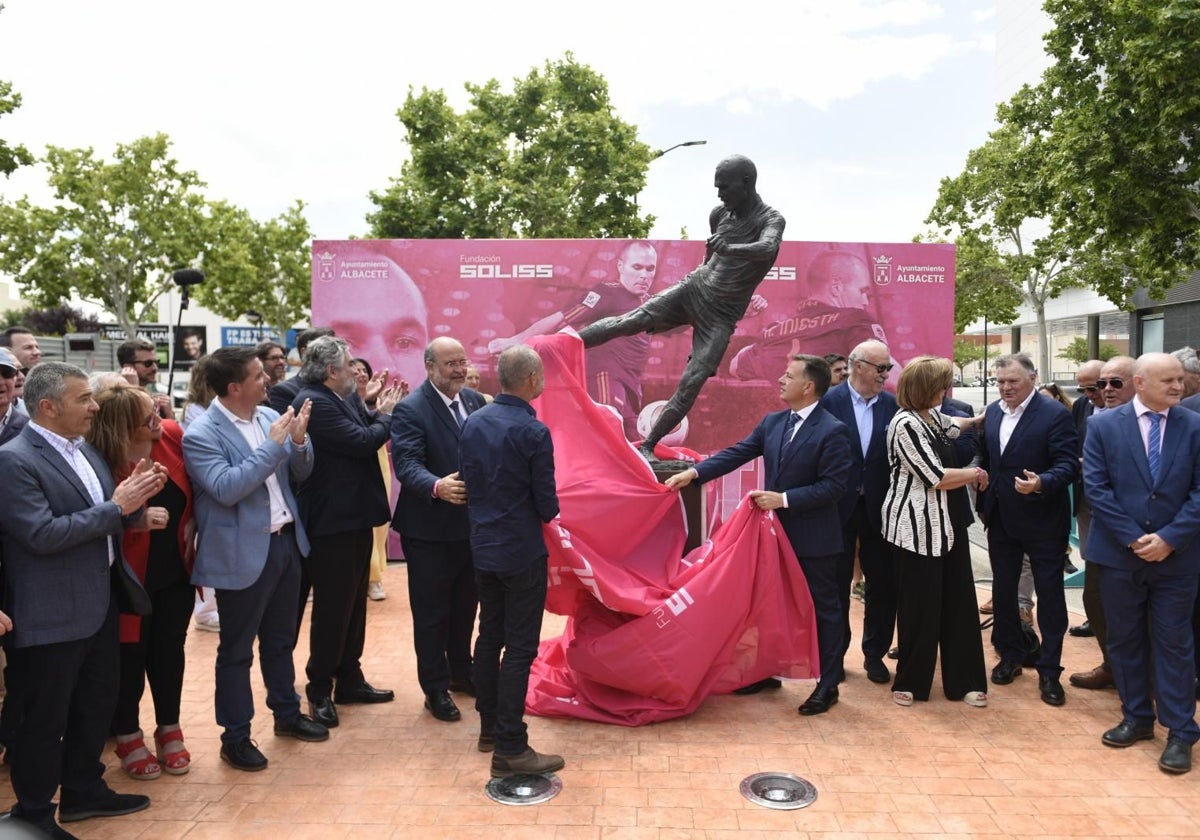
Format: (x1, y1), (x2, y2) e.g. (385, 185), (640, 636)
(472, 561), (547, 756)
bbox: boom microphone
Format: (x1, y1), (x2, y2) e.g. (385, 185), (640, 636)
(172, 268), (206, 286)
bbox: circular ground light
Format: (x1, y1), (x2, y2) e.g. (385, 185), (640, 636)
(739, 772), (818, 810)
(485, 773), (563, 806)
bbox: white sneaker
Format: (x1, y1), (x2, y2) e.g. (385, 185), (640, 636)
(194, 614), (220, 633)
(368, 582), (386, 601)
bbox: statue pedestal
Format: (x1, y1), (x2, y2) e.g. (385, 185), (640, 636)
(652, 463), (705, 555)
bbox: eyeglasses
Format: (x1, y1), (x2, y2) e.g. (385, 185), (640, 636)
(265, 354), (286, 362)
(1097, 378), (1124, 390)
(1076, 385), (1100, 394)
(854, 359), (894, 375)
(132, 359), (159, 368)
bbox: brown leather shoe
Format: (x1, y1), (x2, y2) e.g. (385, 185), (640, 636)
(1069, 664), (1115, 690)
(979, 598), (993, 614)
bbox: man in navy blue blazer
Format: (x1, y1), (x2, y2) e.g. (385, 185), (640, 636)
(292, 337), (404, 727)
(183, 347), (329, 772)
(391, 337), (487, 723)
(819, 339), (898, 685)
(977, 353), (1078, 706)
(667, 354), (852, 715)
(1084, 353), (1200, 774)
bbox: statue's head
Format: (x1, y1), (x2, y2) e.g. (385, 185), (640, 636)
(714, 155), (757, 212)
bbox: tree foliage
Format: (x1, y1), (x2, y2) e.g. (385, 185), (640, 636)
(926, 121), (1082, 379)
(368, 54), (654, 239)
(1058, 336), (1120, 366)
(2, 304), (102, 336)
(1004, 0), (1200, 304)
(0, 134), (210, 337)
(952, 337), (987, 379)
(194, 200), (313, 338)
(0, 6), (33, 177)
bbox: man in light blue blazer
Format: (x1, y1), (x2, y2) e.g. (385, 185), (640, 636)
(1083, 352), (1200, 775)
(183, 347), (328, 772)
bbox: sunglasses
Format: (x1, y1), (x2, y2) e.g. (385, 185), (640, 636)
(1097, 378), (1125, 390)
(854, 359), (894, 375)
(132, 359), (159, 368)
(1075, 385), (1099, 394)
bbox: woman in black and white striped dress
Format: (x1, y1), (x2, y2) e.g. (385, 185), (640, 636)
(882, 356), (989, 708)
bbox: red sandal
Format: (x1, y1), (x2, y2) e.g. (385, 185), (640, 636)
(115, 736), (162, 780)
(154, 726), (191, 775)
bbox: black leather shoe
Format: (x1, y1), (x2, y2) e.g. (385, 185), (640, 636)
(732, 677), (782, 695)
(887, 646), (900, 660)
(274, 714), (330, 742)
(864, 658), (891, 684)
(220, 739), (268, 771)
(798, 685), (838, 716)
(309, 696), (339, 728)
(1039, 675), (1066, 706)
(58, 791), (150, 823)
(991, 660), (1023, 685)
(424, 690), (461, 722)
(1159, 738), (1193, 774)
(1102, 719), (1155, 748)
(335, 681), (395, 704)
(448, 678), (477, 697)
(1068, 620), (1094, 637)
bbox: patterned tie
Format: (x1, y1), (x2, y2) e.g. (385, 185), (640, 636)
(1147, 411), (1163, 481)
(785, 411), (802, 446)
(450, 400), (464, 428)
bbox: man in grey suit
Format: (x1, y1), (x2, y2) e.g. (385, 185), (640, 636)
(182, 347), (328, 773)
(0, 362), (164, 839)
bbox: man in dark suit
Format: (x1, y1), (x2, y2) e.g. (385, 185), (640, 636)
(292, 337), (402, 727)
(978, 353), (1078, 705)
(268, 327), (333, 413)
(0, 362), (163, 839)
(667, 354), (852, 715)
(1084, 352), (1200, 774)
(819, 339), (898, 685)
(0, 348), (29, 446)
(391, 337), (487, 722)
(183, 347), (328, 772)
(1070, 357), (1133, 689)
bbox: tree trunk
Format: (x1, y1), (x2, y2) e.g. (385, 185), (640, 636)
(1035, 300), (1051, 383)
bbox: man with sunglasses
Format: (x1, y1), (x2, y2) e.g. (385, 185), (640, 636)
(117, 339), (171, 419)
(978, 353), (1079, 706)
(1067, 360), (1105, 640)
(820, 339), (899, 689)
(0, 348), (28, 446)
(1070, 356), (1135, 691)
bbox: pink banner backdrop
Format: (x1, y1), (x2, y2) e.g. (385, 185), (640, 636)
(312, 238), (955, 536)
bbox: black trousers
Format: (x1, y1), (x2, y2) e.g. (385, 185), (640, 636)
(8, 601), (120, 828)
(838, 496), (896, 663)
(402, 536), (478, 694)
(112, 576), (195, 734)
(1077, 500), (1109, 663)
(473, 562), (547, 756)
(891, 534), (987, 701)
(303, 529), (372, 700)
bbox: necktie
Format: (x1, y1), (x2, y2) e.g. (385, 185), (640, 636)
(1147, 411), (1163, 481)
(786, 412), (802, 446)
(450, 400), (464, 428)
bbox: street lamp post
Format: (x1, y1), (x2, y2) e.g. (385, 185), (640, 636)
(651, 140), (707, 159)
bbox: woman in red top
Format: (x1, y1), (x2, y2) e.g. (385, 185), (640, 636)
(89, 383), (196, 779)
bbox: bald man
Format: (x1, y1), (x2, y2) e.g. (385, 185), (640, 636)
(1084, 353), (1200, 774)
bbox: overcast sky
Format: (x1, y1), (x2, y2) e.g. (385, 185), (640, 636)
(0, 0), (998, 249)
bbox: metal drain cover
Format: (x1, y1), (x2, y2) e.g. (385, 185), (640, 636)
(739, 772), (818, 810)
(485, 773), (563, 805)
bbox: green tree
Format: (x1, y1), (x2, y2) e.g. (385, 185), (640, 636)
(1004, 0), (1200, 305)
(368, 54), (654, 239)
(0, 6), (33, 177)
(952, 337), (986, 382)
(2, 303), (101, 336)
(194, 200), (313, 338)
(926, 121), (1082, 379)
(0, 134), (211, 337)
(1058, 336), (1120, 366)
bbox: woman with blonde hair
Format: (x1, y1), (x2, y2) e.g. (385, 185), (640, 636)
(89, 382), (196, 778)
(882, 356), (989, 708)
